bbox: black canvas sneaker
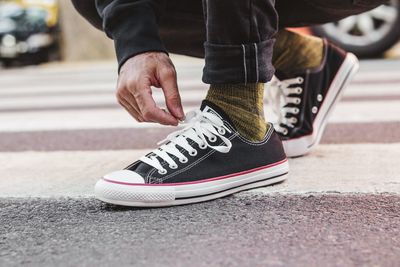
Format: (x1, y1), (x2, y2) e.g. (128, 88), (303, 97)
(95, 101), (289, 207)
(266, 40), (359, 157)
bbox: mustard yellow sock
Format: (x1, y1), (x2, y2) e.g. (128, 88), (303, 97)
(205, 83), (268, 142)
(273, 29), (324, 76)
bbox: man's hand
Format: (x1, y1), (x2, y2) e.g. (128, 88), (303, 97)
(116, 52), (184, 125)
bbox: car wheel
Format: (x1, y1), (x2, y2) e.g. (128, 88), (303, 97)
(311, 0), (400, 58)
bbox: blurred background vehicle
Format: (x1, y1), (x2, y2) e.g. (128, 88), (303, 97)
(311, 0), (400, 57)
(0, 0), (60, 67)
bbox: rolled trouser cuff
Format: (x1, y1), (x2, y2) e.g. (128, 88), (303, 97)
(202, 39), (275, 84)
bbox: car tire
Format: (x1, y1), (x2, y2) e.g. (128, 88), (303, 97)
(311, 1), (400, 58)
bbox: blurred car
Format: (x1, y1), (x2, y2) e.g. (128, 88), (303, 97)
(311, 0), (400, 57)
(0, 0), (60, 66)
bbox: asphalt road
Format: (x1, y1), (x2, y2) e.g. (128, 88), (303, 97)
(1, 194), (399, 267)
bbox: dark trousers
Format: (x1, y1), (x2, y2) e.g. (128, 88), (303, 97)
(201, 0), (278, 84)
(72, 0), (387, 83)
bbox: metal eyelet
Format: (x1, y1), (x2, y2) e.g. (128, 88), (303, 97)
(158, 169), (167, 175)
(296, 88), (303, 94)
(209, 136), (217, 142)
(293, 108), (300, 114)
(291, 117), (298, 124)
(283, 129), (289, 135)
(169, 164), (178, 170)
(218, 128), (226, 135)
(189, 149), (198, 156)
(312, 106), (318, 114)
(317, 94), (323, 102)
(295, 98), (301, 104)
(297, 77), (304, 83)
(179, 157), (188, 163)
(199, 142), (207, 149)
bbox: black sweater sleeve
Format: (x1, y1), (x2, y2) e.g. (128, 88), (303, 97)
(95, 0), (168, 71)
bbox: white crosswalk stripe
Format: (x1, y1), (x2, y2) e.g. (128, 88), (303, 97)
(1, 101), (400, 132)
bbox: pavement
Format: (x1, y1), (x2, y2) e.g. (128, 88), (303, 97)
(0, 55), (400, 266)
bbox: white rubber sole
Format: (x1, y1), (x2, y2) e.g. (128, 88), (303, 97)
(95, 159), (289, 207)
(283, 53), (360, 158)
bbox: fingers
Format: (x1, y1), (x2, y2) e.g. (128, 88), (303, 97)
(116, 52), (184, 126)
(117, 79), (179, 125)
(120, 90), (141, 115)
(116, 91), (143, 122)
(133, 79), (179, 126)
(158, 67), (184, 120)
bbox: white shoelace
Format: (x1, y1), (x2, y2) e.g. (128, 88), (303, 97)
(140, 109), (232, 174)
(266, 76), (304, 135)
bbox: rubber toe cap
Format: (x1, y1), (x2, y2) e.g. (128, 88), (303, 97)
(103, 170), (145, 184)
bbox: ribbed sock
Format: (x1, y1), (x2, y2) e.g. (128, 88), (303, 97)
(273, 29), (324, 76)
(205, 83), (268, 142)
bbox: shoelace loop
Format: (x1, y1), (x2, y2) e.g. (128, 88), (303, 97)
(266, 76), (304, 135)
(140, 109), (232, 174)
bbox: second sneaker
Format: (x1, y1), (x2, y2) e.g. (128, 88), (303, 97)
(267, 40), (359, 157)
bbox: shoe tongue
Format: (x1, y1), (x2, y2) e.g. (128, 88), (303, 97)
(275, 69), (305, 81)
(200, 100), (236, 129)
(274, 70), (291, 80)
